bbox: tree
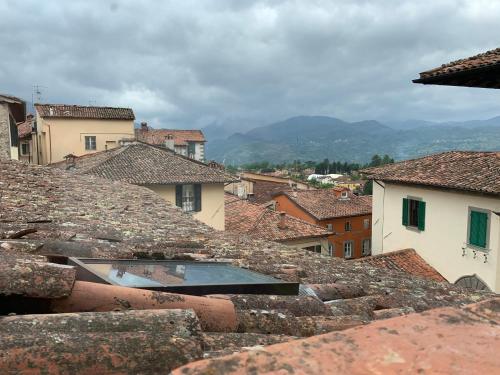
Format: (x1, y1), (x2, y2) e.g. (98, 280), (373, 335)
(363, 180), (373, 195)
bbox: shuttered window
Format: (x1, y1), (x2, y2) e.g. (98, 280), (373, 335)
(175, 184), (202, 213)
(402, 198), (425, 231)
(469, 210), (488, 248)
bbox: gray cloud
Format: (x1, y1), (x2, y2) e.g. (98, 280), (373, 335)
(1, 0), (500, 130)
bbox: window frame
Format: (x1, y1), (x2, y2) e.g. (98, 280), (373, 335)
(85, 136), (97, 151)
(344, 221), (351, 232)
(466, 207), (490, 251)
(343, 240), (353, 259)
(20, 142), (30, 156)
(326, 223), (333, 231)
(403, 196), (425, 231)
(362, 238), (371, 257)
(363, 218), (370, 230)
(328, 242), (334, 257)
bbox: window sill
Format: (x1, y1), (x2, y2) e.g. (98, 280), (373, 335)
(465, 244), (490, 253)
(405, 225), (422, 233)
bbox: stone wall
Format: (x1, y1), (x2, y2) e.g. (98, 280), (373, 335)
(0, 104), (10, 160)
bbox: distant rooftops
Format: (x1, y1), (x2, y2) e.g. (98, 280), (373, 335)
(413, 47), (500, 88)
(275, 189), (372, 221)
(362, 151), (500, 196)
(136, 125), (206, 146)
(225, 194), (332, 242)
(35, 104), (135, 121)
(51, 142), (236, 185)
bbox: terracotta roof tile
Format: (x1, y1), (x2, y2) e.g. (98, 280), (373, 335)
(277, 189), (372, 220)
(51, 142), (237, 185)
(35, 104), (135, 120)
(356, 249), (446, 282)
(416, 47), (500, 80)
(136, 128), (205, 146)
(361, 151), (500, 196)
(16, 118), (33, 139)
(225, 194), (332, 242)
(249, 180), (294, 204)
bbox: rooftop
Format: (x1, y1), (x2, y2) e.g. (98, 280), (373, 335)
(0, 158), (496, 372)
(275, 189), (372, 221)
(413, 47), (500, 88)
(355, 248), (446, 283)
(361, 151), (500, 196)
(35, 104), (135, 120)
(50, 142), (237, 185)
(136, 127), (206, 146)
(225, 194), (332, 242)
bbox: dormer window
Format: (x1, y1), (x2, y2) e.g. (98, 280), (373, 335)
(341, 191), (348, 199)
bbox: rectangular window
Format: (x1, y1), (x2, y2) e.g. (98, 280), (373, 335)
(187, 142), (196, 158)
(21, 143), (30, 155)
(402, 198), (425, 231)
(85, 136), (97, 150)
(363, 218), (370, 230)
(362, 239), (371, 256)
(326, 223), (333, 231)
(328, 243), (334, 257)
(176, 184), (201, 213)
(304, 245), (322, 254)
(343, 241), (353, 259)
(468, 209), (488, 249)
(344, 221), (351, 232)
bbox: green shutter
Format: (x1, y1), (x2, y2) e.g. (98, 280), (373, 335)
(469, 211), (488, 248)
(417, 201), (426, 231)
(194, 184), (202, 212)
(175, 185), (182, 208)
(402, 198), (409, 226)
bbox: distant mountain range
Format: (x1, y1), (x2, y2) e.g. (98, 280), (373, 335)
(203, 115), (500, 165)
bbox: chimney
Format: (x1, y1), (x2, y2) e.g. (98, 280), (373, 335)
(164, 134), (175, 151)
(278, 212), (287, 230)
(49, 107), (54, 116)
(26, 113), (34, 120)
(140, 122), (148, 131)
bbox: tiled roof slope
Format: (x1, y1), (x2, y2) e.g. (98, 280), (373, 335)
(415, 47), (500, 81)
(0, 93), (24, 104)
(136, 128), (205, 146)
(277, 189), (372, 220)
(356, 249), (446, 283)
(17, 118), (33, 138)
(50, 142), (236, 185)
(361, 151), (500, 196)
(35, 104), (135, 120)
(225, 194), (332, 242)
(249, 180), (294, 204)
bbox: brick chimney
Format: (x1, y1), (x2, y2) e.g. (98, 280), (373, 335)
(140, 122), (148, 131)
(278, 212), (287, 230)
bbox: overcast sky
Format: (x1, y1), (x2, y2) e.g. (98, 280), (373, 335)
(2, 0), (500, 130)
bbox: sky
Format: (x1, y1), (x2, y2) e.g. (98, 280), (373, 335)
(2, 0), (500, 131)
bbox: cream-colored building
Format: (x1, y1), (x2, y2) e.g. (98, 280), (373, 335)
(364, 151), (500, 292)
(33, 104), (135, 165)
(51, 142), (237, 230)
(0, 94), (26, 161)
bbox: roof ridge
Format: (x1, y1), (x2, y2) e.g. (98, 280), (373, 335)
(35, 103), (133, 110)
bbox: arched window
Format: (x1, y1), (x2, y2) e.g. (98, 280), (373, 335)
(454, 274), (491, 291)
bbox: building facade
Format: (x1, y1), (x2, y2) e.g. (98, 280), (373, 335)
(34, 104), (135, 165)
(0, 94), (25, 160)
(365, 151), (500, 292)
(273, 189), (372, 259)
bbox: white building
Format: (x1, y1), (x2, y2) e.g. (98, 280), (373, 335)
(363, 151), (500, 292)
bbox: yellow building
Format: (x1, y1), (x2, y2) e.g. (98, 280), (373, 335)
(50, 142), (237, 230)
(34, 104), (135, 165)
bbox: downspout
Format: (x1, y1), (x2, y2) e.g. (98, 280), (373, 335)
(373, 180), (386, 253)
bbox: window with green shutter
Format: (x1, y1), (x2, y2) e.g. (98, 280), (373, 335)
(469, 210), (488, 248)
(402, 197), (425, 231)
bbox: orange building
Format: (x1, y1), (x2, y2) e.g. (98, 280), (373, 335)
(273, 188), (372, 259)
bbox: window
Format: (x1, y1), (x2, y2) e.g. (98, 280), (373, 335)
(468, 209), (489, 249)
(187, 142), (196, 158)
(328, 243), (334, 257)
(344, 221), (351, 232)
(402, 198), (425, 231)
(85, 136), (96, 150)
(176, 184), (201, 212)
(343, 241), (353, 259)
(363, 218), (370, 230)
(326, 223), (333, 231)
(362, 239), (371, 256)
(304, 245), (322, 254)
(341, 191), (348, 199)
(20, 143), (30, 155)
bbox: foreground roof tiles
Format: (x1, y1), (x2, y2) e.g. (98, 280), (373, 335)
(51, 142), (236, 185)
(136, 128), (206, 146)
(277, 189), (372, 220)
(356, 248), (446, 283)
(173, 298), (500, 374)
(362, 151), (500, 196)
(225, 194), (332, 242)
(35, 104), (135, 120)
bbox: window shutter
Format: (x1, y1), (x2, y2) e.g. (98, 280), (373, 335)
(417, 201), (426, 231)
(175, 185), (182, 208)
(470, 211), (488, 248)
(402, 198), (409, 226)
(194, 184), (202, 212)
(478, 212), (488, 247)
